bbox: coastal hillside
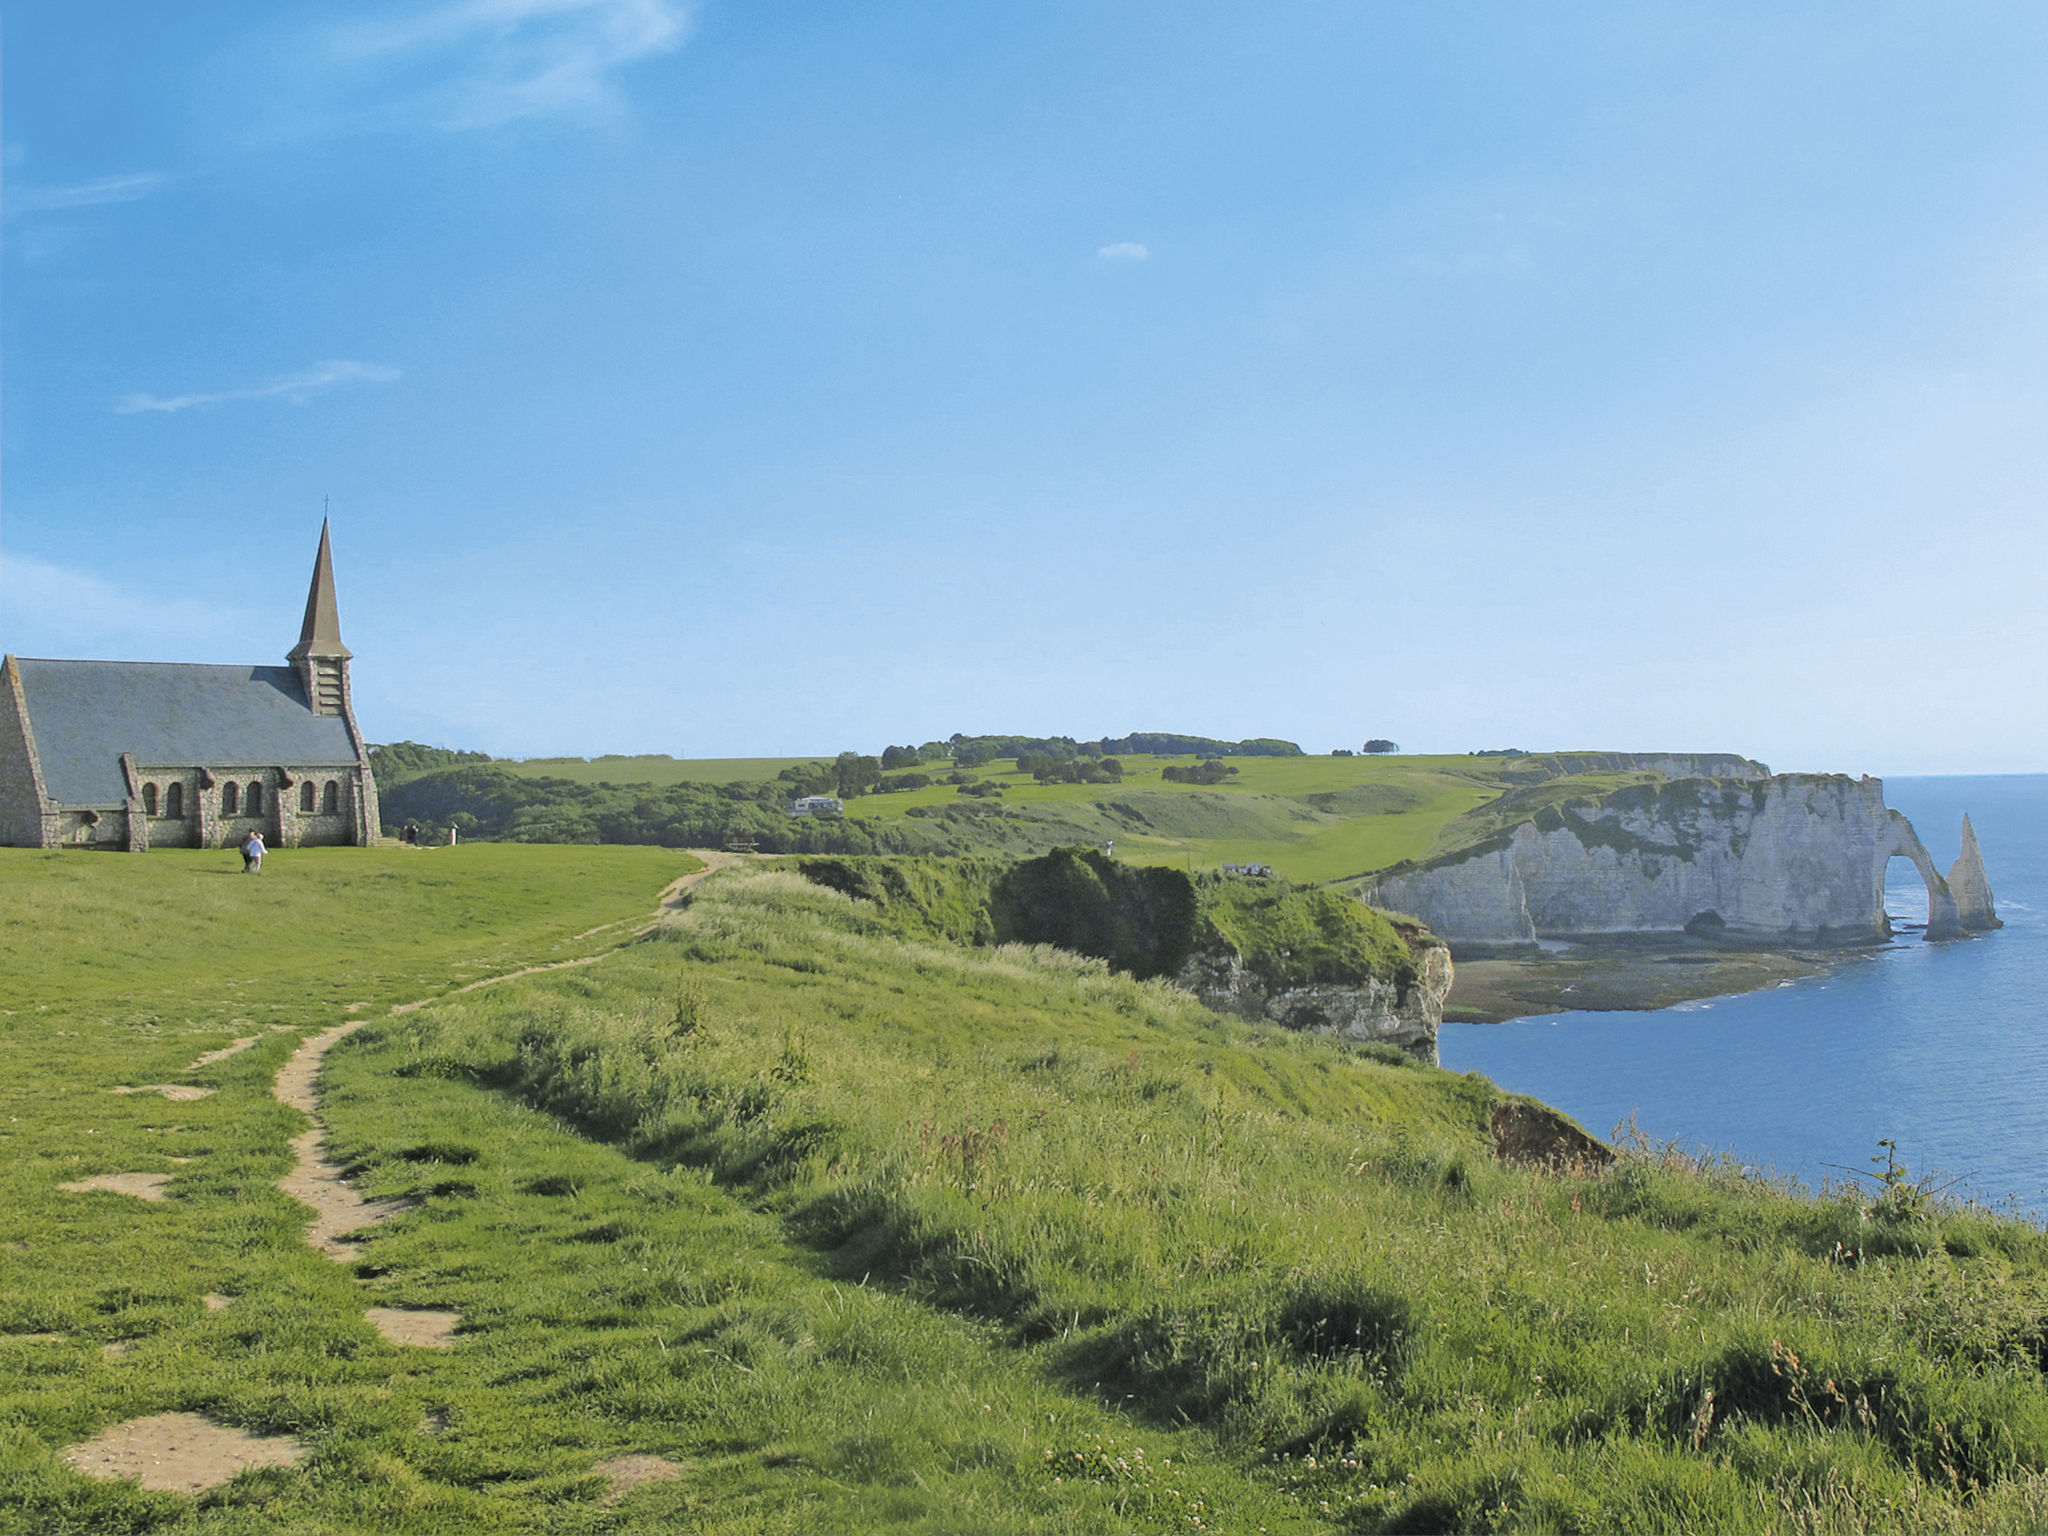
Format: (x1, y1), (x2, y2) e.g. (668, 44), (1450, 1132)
(13, 847), (2048, 1532)
(378, 744), (1766, 883)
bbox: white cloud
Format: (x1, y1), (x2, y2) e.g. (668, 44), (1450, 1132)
(1, 554), (244, 651)
(6, 173), (168, 215)
(1097, 241), (1151, 263)
(327, 0), (690, 131)
(114, 360), (402, 416)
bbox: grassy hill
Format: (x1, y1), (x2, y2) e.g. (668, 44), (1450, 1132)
(850, 753), (1505, 880)
(10, 848), (2048, 1532)
(381, 749), (1771, 888)
(383, 750), (1518, 880)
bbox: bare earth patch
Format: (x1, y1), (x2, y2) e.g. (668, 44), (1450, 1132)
(203, 1294), (233, 1311)
(365, 1307), (461, 1347)
(110, 1085), (214, 1101)
(186, 1035), (262, 1069)
(64, 1412), (305, 1493)
(596, 1454), (684, 1500)
(59, 1172), (172, 1202)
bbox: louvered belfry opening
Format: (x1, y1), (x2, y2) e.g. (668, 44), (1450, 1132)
(311, 658), (345, 714)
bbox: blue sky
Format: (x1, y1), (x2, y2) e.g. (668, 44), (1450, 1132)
(4, 1), (2045, 773)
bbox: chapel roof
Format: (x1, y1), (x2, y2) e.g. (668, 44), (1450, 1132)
(12, 658), (359, 807)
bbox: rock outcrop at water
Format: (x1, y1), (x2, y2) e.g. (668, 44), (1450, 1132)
(1364, 774), (1992, 949)
(1949, 814), (2002, 931)
(1177, 941), (1453, 1065)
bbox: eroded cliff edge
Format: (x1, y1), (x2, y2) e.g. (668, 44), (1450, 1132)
(1363, 773), (1995, 949)
(1178, 918), (1452, 1064)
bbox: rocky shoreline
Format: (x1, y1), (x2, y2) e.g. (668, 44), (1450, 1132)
(1443, 935), (1862, 1025)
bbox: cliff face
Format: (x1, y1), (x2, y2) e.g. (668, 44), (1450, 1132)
(1949, 814), (2001, 930)
(1365, 774), (1981, 948)
(1178, 942), (1452, 1065)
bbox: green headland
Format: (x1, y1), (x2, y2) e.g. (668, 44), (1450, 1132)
(8, 842), (2048, 1533)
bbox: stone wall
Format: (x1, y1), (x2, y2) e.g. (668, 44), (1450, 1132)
(1365, 774), (1978, 948)
(125, 765), (367, 850)
(0, 660), (51, 847)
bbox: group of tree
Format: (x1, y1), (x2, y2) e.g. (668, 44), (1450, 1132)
(367, 741), (497, 787)
(1016, 749), (1125, 785)
(881, 744), (950, 769)
(381, 762), (912, 853)
(775, 753), (917, 801)
(943, 731), (1302, 764)
(1161, 759), (1239, 785)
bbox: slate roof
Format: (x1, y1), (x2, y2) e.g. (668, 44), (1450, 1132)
(15, 658), (358, 807)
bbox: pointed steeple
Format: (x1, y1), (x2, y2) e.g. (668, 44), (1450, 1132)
(289, 519), (352, 665)
(288, 521), (352, 715)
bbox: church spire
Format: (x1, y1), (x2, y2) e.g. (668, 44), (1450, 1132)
(288, 520), (352, 715)
(289, 519), (352, 664)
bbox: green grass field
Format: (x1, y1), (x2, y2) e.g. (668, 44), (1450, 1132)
(407, 752), (1709, 887)
(848, 755), (1506, 882)
(458, 752), (1513, 881)
(10, 849), (2048, 1532)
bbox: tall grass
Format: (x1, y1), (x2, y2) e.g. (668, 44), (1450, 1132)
(15, 850), (2048, 1531)
(346, 864), (2048, 1532)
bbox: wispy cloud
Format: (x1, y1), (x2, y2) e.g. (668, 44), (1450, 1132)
(115, 360), (402, 415)
(327, 0), (690, 131)
(7, 173), (168, 216)
(2, 554), (244, 650)
(1097, 241), (1151, 263)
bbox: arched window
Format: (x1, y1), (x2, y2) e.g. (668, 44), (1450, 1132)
(301, 780), (317, 813)
(166, 783), (184, 819)
(221, 782), (238, 816)
(323, 781), (340, 814)
(246, 782), (263, 815)
(142, 783), (159, 816)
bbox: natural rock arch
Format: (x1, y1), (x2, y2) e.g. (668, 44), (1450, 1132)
(1875, 810), (1961, 940)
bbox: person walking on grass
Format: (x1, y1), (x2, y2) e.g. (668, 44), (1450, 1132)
(241, 830), (266, 874)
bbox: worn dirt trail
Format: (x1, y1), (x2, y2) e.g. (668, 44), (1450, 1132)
(63, 854), (737, 1494)
(273, 851), (736, 1263)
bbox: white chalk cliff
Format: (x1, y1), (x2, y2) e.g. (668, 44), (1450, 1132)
(1364, 774), (1990, 948)
(1177, 942), (1453, 1064)
(1948, 813), (2001, 931)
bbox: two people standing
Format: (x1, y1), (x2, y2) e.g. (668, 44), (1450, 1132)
(240, 831), (266, 873)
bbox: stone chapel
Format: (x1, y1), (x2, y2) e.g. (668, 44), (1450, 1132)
(0, 522), (380, 850)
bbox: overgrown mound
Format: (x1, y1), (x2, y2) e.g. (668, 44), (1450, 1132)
(792, 850), (1440, 991)
(796, 848), (1197, 978)
(1196, 875), (1434, 989)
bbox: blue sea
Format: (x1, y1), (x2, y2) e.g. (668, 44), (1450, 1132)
(1438, 775), (2048, 1218)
